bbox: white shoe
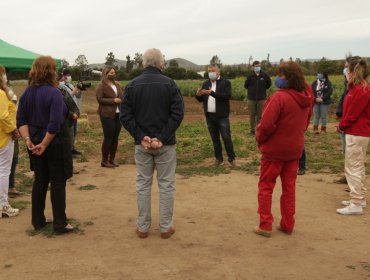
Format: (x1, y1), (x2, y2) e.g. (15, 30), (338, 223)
(336, 203), (363, 215)
(341, 200), (366, 208)
(0, 204), (19, 218)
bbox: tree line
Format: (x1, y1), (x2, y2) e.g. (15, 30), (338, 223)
(67, 52), (363, 81)
(7, 51), (368, 81)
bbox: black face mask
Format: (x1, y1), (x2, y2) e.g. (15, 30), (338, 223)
(107, 75), (115, 81)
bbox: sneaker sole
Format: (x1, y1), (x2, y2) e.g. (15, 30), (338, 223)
(0, 212), (20, 218)
(253, 226), (272, 237)
(336, 210), (363, 215)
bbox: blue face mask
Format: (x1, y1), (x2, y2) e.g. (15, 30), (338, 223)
(208, 72), (217, 80)
(343, 68), (348, 76)
(275, 76), (286, 89)
(254, 66), (261, 73)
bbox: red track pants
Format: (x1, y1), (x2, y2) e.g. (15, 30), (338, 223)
(258, 159), (298, 232)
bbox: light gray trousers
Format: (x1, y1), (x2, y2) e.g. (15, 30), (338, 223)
(134, 145), (176, 233)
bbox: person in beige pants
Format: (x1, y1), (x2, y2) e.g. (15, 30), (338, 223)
(336, 56), (370, 215)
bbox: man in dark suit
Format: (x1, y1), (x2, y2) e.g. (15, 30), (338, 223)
(196, 65), (236, 166)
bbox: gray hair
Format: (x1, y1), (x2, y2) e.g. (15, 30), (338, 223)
(143, 48), (164, 68)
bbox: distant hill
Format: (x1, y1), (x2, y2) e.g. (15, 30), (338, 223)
(89, 59), (126, 70)
(167, 58), (204, 71)
(88, 57), (205, 71)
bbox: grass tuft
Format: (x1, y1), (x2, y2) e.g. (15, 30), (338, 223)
(78, 184), (97, 191)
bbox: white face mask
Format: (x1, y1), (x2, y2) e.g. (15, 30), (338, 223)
(2, 74), (7, 84)
(65, 76), (72, 83)
(208, 72), (217, 80)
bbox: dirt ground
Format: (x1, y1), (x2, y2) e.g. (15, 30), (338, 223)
(1, 95), (370, 280)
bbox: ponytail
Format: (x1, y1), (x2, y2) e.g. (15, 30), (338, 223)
(348, 57), (369, 88)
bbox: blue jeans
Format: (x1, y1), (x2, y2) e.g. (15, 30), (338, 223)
(313, 104), (329, 127)
(206, 114), (236, 162)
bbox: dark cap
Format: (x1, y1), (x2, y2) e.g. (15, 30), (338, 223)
(62, 68), (72, 76)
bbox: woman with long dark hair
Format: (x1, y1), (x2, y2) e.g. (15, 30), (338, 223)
(17, 56), (75, 234)
(96, 67), (123, 168)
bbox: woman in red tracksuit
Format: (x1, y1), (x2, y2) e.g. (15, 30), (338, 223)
(254, 61), (313, 237)
(337, 57), (370, 215)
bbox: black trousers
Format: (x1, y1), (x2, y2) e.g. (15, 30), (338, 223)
(30, 144), (67, 230)
(206, 113), (236, 162)
(299, 148), (306, 170)
(100, 113), (122, 145)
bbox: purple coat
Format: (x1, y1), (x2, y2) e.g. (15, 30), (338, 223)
(17, 85), (67, 144)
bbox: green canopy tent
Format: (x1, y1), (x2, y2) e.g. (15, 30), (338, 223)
(0, 39), (62, 71)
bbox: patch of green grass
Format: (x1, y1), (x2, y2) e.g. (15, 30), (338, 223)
(15, 172), (33, 194)
(26, 218), (84, 238)
(9, 200), (30, 210)
(83, 221), (94, 226)
(360, 262), (370, 272)
(78, 184), (97, 191)
(76, 153), (88, 163)
(177, 166), (230, 178)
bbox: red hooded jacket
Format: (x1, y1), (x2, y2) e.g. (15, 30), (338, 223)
(339, 82), (370, 137)
(256, 86), (313, 161)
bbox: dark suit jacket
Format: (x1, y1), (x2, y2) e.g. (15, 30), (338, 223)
(195, 77), (231, 118)
(96, 81), (124, 118)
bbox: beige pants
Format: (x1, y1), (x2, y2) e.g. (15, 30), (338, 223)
(345, 134), (369, 204)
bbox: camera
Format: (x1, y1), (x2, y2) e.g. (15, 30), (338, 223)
(76, 81), (91, 91)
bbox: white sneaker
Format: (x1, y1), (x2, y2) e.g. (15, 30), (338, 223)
(341, 200), (366, 208)
(1, 205), (19, 218)
(336, 203), (363, 215)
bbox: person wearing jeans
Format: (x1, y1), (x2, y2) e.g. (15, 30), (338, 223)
(120, 48), (184, 239)
(313, 103), (329, 131)
(196, 64), (236, 166)
(0, 65), (19, 218)
(337, 56), (370, 215)
(312, 72), (333, 133)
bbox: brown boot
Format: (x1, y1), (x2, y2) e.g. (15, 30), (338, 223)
(101, 144), (115, 168)
(109, 142), (119, 167)
(321, 126), (327, 133)
(313, 125), (319, 134)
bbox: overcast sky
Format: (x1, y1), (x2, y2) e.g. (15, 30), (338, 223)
(2, 0), (370, 65)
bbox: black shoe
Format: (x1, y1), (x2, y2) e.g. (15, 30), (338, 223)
(297, 168), (305, 175)
(71, 149), (82, 155)
(54, 224), (76, 235)
(34, 221), (52, 230)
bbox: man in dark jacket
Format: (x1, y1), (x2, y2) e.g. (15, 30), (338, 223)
(120, 48), (184, 240)
(244, 61), (272, 135)
(196, 64), (236, 166)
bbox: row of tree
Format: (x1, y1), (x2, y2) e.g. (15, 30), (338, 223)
(68, 52), (357, 81)
(7, 51), (365, 81)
